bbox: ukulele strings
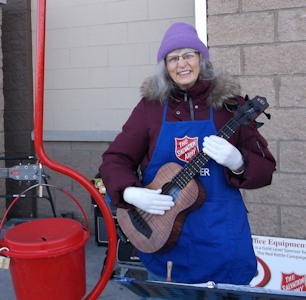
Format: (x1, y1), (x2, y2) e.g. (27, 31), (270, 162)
(133, 106), (252, 224)
(172, 111), (245, 189)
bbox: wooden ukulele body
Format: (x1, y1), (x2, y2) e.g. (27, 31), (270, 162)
(116, 162), (206, 253)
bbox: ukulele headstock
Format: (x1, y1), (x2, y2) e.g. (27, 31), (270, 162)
(236, 95), (269, 125)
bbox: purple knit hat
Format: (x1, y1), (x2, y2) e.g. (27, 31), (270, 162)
(157, 22), (209, 63)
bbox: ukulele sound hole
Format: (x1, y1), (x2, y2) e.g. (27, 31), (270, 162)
(162, 181), (181, 202)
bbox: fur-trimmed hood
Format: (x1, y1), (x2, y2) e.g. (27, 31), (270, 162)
(140, 72), (241, 109)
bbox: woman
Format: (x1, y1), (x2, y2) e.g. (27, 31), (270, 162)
(100, 22), (276, 284)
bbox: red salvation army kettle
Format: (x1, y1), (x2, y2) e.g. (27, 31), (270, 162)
(0, 217), (89, 300)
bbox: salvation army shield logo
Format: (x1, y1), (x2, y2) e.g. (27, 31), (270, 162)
(252, 256), (271, 287)
(281, 272), (306, 291)
(175, 136), (199, 163)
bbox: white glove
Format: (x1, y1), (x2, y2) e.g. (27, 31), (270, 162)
(123, 187), (174, 215)
(202, 135), (244, 172)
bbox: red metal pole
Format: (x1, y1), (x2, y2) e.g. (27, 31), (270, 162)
(34, 1), (117, 298)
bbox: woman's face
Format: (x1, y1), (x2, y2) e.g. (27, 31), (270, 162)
(165, 48), (200, 90)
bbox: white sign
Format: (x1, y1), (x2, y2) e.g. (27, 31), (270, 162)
(250, 235), (306, 292)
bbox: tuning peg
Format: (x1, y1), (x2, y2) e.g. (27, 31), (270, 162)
(263, 111), (271, 120)
(255, 111), (271, 128)
(255, 121), (264, 129)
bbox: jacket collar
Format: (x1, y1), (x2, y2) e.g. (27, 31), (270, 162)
(141, 72), (241, 109)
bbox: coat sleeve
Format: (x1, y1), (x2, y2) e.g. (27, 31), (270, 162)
(99, 99), (150, 208)
(224, 98), (276, 189)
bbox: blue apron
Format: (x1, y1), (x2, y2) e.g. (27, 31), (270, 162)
(138, 102), (257, 284)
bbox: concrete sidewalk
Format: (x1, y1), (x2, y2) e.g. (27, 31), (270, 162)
(0, 219), (145, 299)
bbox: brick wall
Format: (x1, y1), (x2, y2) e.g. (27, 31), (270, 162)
(0, 5), (6, 218)
(207, 0), (306, 238)
(2, 0), (35, 218)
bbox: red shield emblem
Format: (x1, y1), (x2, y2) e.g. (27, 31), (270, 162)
(253, 256), (271, 287)
(175, 136), (199, 163)
(281, 272), (306, 291)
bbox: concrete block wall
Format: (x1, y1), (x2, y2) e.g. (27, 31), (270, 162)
(207, 0), (306, 239)
(36, 141), (110, 232)
(29, 0), (306, 239)
(31, 0), (196, 233)
(31, 0), (195, 132)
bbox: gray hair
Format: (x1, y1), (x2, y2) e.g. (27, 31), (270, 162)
(141, 54), (216, 103)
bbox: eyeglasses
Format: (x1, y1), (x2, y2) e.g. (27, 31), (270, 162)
(165, 51), (199, 65)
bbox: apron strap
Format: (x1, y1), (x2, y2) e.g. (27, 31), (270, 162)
(162, 100), (169, 122)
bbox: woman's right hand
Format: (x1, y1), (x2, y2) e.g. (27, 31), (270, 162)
(123, 187), (174, 215)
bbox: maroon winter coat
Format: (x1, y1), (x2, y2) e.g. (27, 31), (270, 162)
(100, 74), (276, 208)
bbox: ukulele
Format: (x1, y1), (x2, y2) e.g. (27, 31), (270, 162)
(116, 96), (269, 254)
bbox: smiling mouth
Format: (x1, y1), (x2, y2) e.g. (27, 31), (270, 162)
(178, 70), (191, 75)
